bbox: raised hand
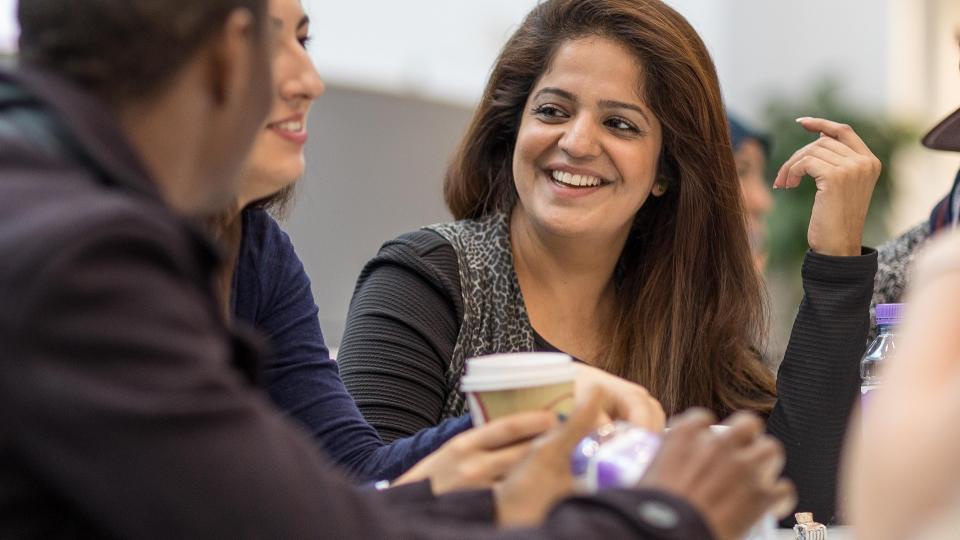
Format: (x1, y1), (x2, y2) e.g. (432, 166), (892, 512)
(774, 117), (881, 257)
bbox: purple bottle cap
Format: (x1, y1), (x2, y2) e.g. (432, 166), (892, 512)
(875, 303), (904, 327)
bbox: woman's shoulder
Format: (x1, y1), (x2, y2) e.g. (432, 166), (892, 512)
(242, 208), (293, 257)
(366, 226), (461, 289)
(424, 213), (509, 246)
(238, 207), (304, 284)
(382, 227), (455, 258)
(242, 207), (291, 250)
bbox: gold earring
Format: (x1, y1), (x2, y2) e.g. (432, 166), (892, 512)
(655, 177), (668, 195)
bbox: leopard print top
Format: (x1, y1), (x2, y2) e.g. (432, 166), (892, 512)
(870, 221), (930, 341)
(426, 212), (536, 419)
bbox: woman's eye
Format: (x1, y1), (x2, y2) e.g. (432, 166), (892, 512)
(607, 117), (639, 133)
(298, 35), (313, 49)
(532, 104), (568, 120)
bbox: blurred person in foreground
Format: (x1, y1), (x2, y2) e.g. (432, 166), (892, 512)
(843, 103), (960, 540)
(0, 0), (794, 538)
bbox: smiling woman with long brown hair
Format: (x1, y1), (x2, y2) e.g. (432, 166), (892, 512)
(338, 0), (881, 525)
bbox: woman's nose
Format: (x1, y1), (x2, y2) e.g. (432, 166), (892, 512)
(558, 116), (602, 159)
(282, 53), (325, 104)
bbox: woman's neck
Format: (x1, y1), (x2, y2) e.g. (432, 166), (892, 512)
(509, 206), (629, 361)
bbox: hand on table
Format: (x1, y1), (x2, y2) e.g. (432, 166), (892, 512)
(774, 117), (881, 257)
(394, 411), (556, 494)
(639, 409), (796, 540)
(573, 364), (666, 431)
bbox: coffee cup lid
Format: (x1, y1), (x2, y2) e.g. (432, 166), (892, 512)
(461, 352), (575, 392)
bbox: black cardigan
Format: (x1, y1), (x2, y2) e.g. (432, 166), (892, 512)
(339, 229), (878, 525)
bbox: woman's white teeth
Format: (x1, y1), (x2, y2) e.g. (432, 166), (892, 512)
(272, 121), (303, 132)
(551, 170), (602, 187)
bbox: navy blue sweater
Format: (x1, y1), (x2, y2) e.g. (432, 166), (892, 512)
(231, 209), (472, 482)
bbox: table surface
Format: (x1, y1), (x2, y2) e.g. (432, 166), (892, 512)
(775, 525), (852, 539)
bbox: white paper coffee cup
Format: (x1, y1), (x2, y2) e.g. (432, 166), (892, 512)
(461, 352), (576, 426)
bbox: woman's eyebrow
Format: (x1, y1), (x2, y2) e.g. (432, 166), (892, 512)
(534, 87), (576, 102)
(598, 99), (650, 124)
(534, 87), (652, 125)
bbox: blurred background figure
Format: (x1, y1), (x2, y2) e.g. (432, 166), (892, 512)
(729, 113), (774, 273)
(870, 33), (960, 339)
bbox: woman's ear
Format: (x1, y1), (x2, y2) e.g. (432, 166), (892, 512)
(652, 151), (674, 197)
(652, 177), (668, 197)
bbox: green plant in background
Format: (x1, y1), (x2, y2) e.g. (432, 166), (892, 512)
(762, 78), (918, 272)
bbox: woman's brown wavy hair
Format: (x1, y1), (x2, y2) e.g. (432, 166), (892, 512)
(444, 0), (775, 417)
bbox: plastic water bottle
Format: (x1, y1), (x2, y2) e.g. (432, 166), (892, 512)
(860, 303), (903, 411)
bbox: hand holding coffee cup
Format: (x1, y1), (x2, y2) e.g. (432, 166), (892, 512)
(573, 363), (666, 431)
(462, 353), (665, 431)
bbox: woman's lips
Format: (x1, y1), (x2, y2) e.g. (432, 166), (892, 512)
(267, 118), (308, 145)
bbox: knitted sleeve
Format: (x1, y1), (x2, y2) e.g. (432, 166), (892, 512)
(767, 248), (878, 525)
(339, 229), (465, 442)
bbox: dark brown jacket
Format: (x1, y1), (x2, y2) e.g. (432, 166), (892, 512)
(0, 65), (713, 539)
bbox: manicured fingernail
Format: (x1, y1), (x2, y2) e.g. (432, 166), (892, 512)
(795, 117), (809, 123)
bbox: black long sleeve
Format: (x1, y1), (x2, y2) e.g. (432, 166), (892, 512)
(339, 231), (877, 526)
(340, 230), (464, 442)
(767, 248), (877, 525)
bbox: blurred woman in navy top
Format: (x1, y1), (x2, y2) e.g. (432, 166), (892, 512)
(230, 207), (473, 482)
(208, 0), (480, 485)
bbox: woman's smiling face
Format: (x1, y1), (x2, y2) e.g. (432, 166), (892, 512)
(239, 0), (324, 206)
(511, 36), (663, 241)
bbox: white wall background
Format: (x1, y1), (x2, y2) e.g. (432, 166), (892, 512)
(304, 0), (892, 124)
(3, 1), (954, 150)
(0, 0), (16, 53)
